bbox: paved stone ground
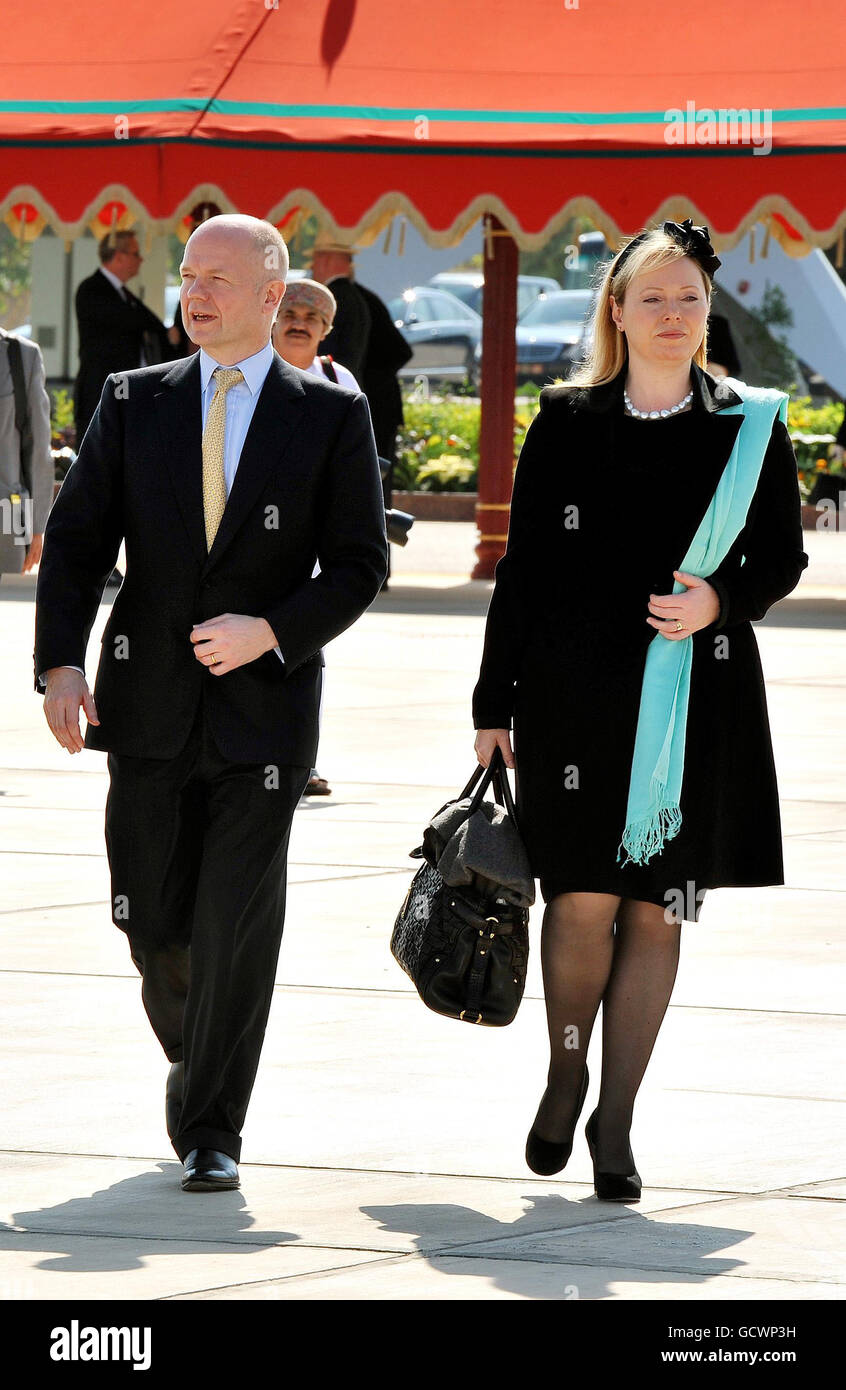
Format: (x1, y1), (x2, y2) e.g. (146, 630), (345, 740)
(1, 523), (844, 1302)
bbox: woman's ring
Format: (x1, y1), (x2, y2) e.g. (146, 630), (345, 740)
(676, 623), (683, 631)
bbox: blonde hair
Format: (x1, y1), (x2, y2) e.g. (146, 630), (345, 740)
(562, 228), (713, 389)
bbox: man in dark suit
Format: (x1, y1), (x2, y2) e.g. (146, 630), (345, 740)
(73, 229), (175, 443)
(313, 244), (412, 586)
(313, 244), (412, 461)
(35, 214), (388, 1192)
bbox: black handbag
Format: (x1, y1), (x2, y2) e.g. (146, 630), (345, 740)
(390, 748), (532, 1026)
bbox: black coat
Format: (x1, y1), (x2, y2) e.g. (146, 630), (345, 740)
(357, 282), (413, 461)
(35, 353), (388, 766)
(74, 270), (173, 439)
(472, 362), (809, 914)
(321, 279), (413, 459)
(320, 277), (371, 382)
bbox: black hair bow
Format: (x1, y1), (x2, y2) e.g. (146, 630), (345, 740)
(662, 218), (721, 277)
(613, 217), (721, 279)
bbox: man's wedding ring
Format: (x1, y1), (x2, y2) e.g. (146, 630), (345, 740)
(211, 652), (219, 664)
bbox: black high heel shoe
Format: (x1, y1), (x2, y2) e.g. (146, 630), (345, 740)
(525, 1064), (590, 1176)
(584, 1109), (642, 1202)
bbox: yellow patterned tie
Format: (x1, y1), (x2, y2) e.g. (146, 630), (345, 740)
(202, 367), (244, 550)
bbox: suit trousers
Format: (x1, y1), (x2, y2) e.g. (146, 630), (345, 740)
(104, 694), (310, 1162)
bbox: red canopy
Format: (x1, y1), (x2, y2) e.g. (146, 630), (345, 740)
(2, 0), (845, 250)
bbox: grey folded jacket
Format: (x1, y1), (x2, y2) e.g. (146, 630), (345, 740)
(421, 795), (535, 908)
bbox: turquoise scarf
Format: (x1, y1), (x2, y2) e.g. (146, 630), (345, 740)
(616, 379), (789, 869)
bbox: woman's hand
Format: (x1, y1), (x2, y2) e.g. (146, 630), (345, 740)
(474, 728), (515, 769)
(647, 570), (721, 638)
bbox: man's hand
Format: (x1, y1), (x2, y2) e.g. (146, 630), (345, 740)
(647, 570), (721, 638)
(22, 533), (43, 575)
(43, 668), (100, 753)
(190, 614), (279, 674)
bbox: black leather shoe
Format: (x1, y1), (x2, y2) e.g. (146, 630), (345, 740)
(585, 1109), (642, 1202)
(525, 1064), (590, 1176)
(165, 1061), (184, 1140)
(181, 1148), (240, 1192)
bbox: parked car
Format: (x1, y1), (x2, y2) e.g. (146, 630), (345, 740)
(429, 271), (561, 319)
(389, 286), (482, 387)
(513, 289), (596, 382)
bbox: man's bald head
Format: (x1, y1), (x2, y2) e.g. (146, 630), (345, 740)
(179, 215), (290, 364)
(185, 214), (289, 288)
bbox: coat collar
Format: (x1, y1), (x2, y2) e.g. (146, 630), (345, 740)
(547, 359), (743, 415)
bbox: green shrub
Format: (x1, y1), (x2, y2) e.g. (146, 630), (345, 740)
(398, 391), (541, 491)
(415, 455), (477, 492)
(788, 398), (844, 498)
(50, 387), (75, 441)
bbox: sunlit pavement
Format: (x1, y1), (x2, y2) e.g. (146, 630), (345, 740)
(1, 522), (843, 1301)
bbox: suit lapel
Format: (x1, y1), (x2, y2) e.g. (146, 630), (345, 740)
(154, 354), (207, 566)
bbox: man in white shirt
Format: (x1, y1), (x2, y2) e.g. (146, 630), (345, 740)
(272, 277), (360, 390)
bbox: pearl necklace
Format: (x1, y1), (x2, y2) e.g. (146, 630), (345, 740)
(623, 388), (693, 420)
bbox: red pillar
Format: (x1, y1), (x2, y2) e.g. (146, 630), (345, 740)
(472, 214), (519, 579)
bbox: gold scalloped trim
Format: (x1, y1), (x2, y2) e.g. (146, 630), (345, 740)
(2, 182), (844, 257)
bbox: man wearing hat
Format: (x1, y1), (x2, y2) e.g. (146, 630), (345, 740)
(272, 277), (359, 389)
(312, 242), (412, 587)
(310, 240), (371, 382)
(271, 278), (360, 795)
(312, 241), (412, 465)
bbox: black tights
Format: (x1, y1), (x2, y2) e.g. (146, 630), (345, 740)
(532, 892), (681, 1172)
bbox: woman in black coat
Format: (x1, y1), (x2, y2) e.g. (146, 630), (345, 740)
(472, 220), (808, 1200)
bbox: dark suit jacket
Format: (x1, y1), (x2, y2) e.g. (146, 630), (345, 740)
(35, 352), (388, 765)
(74, 270), (173, 439)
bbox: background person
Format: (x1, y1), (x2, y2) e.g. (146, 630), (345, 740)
(0, 327), (55, 579)
(272, 277), (358, 388)
(272, 277), (360, 795)
(73, 229), (178, 444)
(705, 311), (742, 378)
(35, 214), (387, 1194)
(473, 219), (808, 1201)
(312, 242), (412, 588)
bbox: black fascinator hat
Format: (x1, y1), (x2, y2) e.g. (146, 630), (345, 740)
(612, 218), (721, 281)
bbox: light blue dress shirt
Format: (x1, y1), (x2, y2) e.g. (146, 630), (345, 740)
(199, 342), (284, 666)
(199, 341), (274, 495)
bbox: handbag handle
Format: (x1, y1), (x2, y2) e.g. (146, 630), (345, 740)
(465, 746), (521, 832)
(410, 746), (522, 861)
